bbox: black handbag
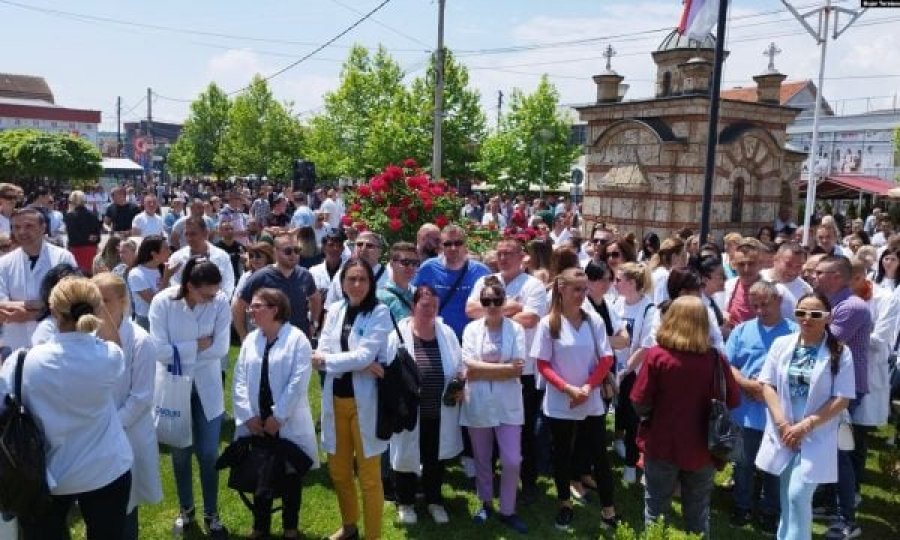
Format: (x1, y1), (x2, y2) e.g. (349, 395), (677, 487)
(708, 352), (742, 461)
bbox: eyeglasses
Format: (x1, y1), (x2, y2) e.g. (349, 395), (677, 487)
(280, 247), (300, 256)
(480, 296), (504, 307)
(355, 241), (379, 250)
(606, 251), (622, 259)
(247, 303), (275, 312)
(592, 238), (610, 245)
(794, 309), (829, 320)
(393, 258), (420, 268)
(442, 239), (465, 248)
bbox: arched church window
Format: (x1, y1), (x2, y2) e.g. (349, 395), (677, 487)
(731, 177), (745, 223)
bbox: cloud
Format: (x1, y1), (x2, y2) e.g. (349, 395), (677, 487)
(205, 49), (269, 91)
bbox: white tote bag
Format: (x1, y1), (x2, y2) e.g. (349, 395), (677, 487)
(153, 346), (193, 448)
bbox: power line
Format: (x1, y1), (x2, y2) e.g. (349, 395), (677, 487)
(327, 0), (432, 49)
(0, 0), (425, 52)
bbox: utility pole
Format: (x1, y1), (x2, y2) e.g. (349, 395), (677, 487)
(497, 90), (503, 131)
(431, 0), (446, 181)
(781, 0), (865, 247)
(116, 96), (122, 157)
(146, 87), (153, 148)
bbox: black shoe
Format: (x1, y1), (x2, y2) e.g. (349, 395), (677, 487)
(757, 512), (778, 536)
(729, 508), (752, 528)
(498, 513), (528, 534)
(204, 513), (229, 539)
(554, 506), (574, 531)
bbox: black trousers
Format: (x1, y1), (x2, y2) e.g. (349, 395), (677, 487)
(395, 416), (445, 505)
(549, 416), (615, 507)
(22, 471), (131, 540)
(520, 375), (543, 489)
(253, 473), (303, 534)
(614, 372), (640, 467)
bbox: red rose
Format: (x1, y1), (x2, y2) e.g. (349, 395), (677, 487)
(386, 206), (401, 219)
(399, 196), (412, 208)
(384, 165), (403, 182)
(435, 214), (449, 229)
(422, 198), (434, 211)
(357, 184), (372, 197)
(403, 158), (418, 169)
(389, 218), (403, 232)
(341, 215), (353, 226)
(406, 208), (419, 222)
(370, 176), (388, 193)
(350, 203), (362, 213)
(354, 221), (368, 232)
(429, 184), (444, 196)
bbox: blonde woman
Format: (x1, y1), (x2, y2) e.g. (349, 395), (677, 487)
(0, 277), (133, 538)
(649, 237), (686, 304)
(93, 272), (163, 539)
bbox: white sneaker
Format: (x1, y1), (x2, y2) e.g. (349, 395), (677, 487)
(397, 504), (418, 525)
(614, 440), (626, 459)
(428, 504), (450, 524)
(623, 466), (636, 484)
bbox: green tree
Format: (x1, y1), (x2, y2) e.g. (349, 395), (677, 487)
(0, 129), (102, 191)
(477, 75), (579, 194)
(303, 45), (410, 182)
(218, 75), (304, 181)
(408, 49), (487, 183)
(167, 83), (231, 177)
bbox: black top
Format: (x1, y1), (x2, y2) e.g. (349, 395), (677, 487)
(333, 305), (361, 398)
(214, 239), (245, 282)
(104, 202), (140, 233)
(258, 337), (278, 421)
(268, 213), (290, 228)
(64, 207), (102, 247)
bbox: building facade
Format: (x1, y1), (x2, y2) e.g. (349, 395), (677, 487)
(0, 73), (100, 145)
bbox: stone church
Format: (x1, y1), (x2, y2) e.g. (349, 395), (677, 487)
(577, 30), (807, 241)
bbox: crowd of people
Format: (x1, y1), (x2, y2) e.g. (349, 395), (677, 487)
(0, 178), (897, 540)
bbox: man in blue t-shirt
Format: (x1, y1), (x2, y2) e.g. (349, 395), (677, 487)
(725, 280), (798, 532)
(411, 224), (489, 340)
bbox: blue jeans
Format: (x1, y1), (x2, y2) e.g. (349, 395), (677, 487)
(172, 389), (223, 516)
(778, 453), (817, 540)
(734, 427), (780, 515)
(644, 459), (714, 538)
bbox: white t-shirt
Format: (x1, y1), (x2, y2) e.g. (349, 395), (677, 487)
(530, 311), (613, 420)
(132, 212), (166, 237)
(760, 268), (812, 306)
(127, 265), (161, 317)
(320, 198), (340, 230)
(613, 295), (656, 371)
(0, 213), (9, 236)
(481, 212), (507, 229)
(468, 271), (548, 375)
(651, 267), (670, 304)
(550, 228), (572, 248)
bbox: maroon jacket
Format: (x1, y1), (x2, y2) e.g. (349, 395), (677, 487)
(631, 345), (740, 471)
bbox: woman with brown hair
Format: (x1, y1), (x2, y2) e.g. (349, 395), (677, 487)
(531, 267), (619, 531)
(649, 237), (687, 305)
(631, 295), (740, 537)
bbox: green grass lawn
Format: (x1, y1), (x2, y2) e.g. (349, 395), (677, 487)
(72, 347), (900, 539)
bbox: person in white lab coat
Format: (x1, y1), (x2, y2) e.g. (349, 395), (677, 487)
(756, 292), (855, 540)
(0, 277), (133, 539)
(0, 207), (76, 350)
(387, 286), (464, 527)
(233, 287), (319, 539)
(311, 258), (392, 540)
(92, 272), (163, 540)
(148, 257), (232, 539)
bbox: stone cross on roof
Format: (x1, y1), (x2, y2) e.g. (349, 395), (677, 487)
(603, 44), (617, 72)
(763, 42), (782, 73)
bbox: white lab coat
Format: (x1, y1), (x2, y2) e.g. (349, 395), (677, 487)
(233, 323), (320, 470)
(0, 333), (133, 495)
(0, 242), (76, 349)
(114, 319), (164, 511)
(459, 317), (525, 428)
(387, 317), (464, 472)
(148, 285), (232, 420)
(853, 284), (899, 426)
(317, 301), (392, 458)
(168, 242), (236, 298)
(755, 334), (856, 485)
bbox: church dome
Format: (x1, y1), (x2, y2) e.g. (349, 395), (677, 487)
(656, 28), (716, 52)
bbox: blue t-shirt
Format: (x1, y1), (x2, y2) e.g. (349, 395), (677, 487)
(411, 257), (490, 339)
(725, 317), (798, 430)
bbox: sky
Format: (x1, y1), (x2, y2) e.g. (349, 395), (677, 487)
(2, 0), (899, 132)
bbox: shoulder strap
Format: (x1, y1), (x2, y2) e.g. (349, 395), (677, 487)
(712, 351), (725, 401)
(14, 349), (27, 403)
(387, 287), (413, 311)
(373, 264), (386, 284)
(388, 310), (405, 346)
(439, 260), (469, 313)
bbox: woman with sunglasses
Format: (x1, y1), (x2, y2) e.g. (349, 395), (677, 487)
(149, 256), (232, 538)
(389, 286), (463, 527)
(532, 267), (619, 531)
(233, 288), (319, 539)
(460, 276), (528, 533)
(612, 262), (657, 484)
(312, 258), (392, 540)
(755, 293), (854, 540)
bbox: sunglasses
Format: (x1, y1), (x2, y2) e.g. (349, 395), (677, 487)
(794, 309), (829, 320)
(443, 240), (465, 248)
(356, 241), (379, 249)
(393, 258), (420, 268)
(592, 238), (609, 244)
(480, 296), (504, 307)
(280, 247), (300, 256)
(606, 251), (622, 259)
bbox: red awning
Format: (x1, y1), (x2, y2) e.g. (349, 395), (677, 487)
(798, 174), (896, 200)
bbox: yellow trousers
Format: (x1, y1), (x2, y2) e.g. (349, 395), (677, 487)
(329, 397), (383, 539)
